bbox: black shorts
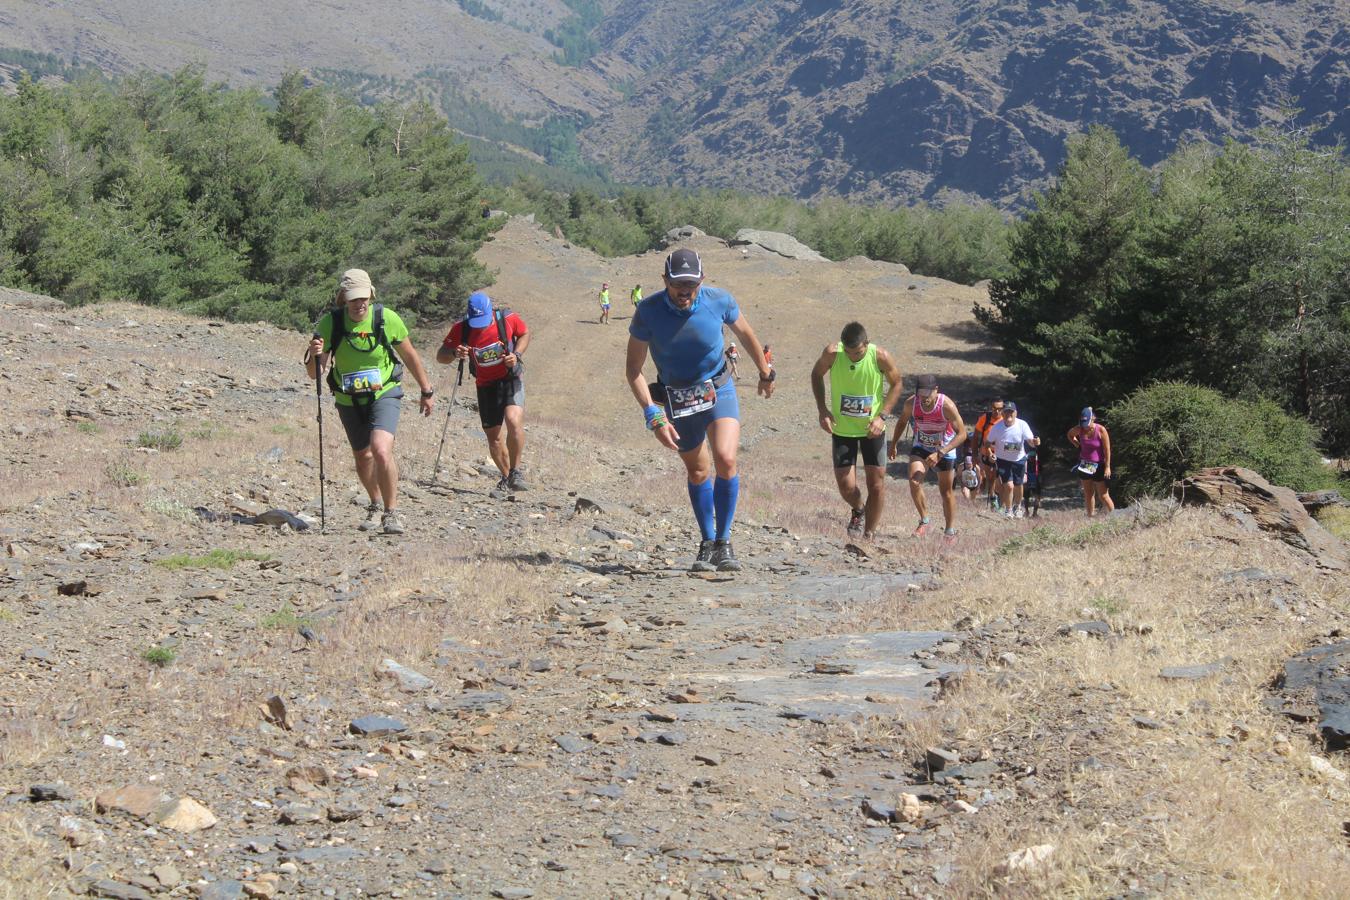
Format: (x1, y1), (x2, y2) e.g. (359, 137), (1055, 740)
(910, 448), (956, 472)
(1076, 463), (1110, 482)
(832, 434), (884, 468)
(476, 378), (524, 430)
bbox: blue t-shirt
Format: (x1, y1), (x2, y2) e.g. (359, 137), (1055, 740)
(629, 286), (740, 386)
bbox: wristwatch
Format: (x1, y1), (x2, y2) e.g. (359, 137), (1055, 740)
(759, 369), (776, 382)
(420, 389), (435, 399)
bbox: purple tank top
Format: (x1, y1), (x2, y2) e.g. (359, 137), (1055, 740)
(1078, 424), (1104, 463)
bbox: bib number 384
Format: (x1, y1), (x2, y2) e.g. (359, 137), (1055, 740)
(341, 368), (382, 395)
(666, 381), (716, 419)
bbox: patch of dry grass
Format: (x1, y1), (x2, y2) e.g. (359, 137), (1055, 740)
(0, 813), (61, 899)
(844, 507), (1350, 895)
(1317, 505), (1350, 542)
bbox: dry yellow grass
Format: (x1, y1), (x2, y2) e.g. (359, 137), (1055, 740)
(839, 506), (1350, 896)
(0, 813), (62, 899)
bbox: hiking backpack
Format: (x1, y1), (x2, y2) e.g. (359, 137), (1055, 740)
(323, 304), (404, 396)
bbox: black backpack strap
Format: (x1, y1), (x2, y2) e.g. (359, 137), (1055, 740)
(372, 304), (403, 385)
(324, 309), (345, 393)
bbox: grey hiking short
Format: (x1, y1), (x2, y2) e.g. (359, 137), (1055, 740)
(336, 390), (402, 452)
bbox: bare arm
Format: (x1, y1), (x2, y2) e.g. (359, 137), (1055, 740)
(1067, 425), (1081, 448)
(942, 397), (969, 456)
(876, 349), (904, 418)
(393, 338), (435, 416)
(626, 335), (680, 451)
(810, 345), (836, 432)
(1100, 425), (1112, 472)
(888, 396), (914, 456)
(726, 313), (774, 398)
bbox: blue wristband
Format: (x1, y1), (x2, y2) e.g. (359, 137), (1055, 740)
(644, 404), (664, 429)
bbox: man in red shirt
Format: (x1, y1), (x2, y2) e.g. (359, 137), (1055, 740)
(437, 292), (531, 494)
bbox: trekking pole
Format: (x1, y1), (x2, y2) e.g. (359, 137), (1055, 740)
(314, 350), (327, 533)
(429, 358), (465, 483)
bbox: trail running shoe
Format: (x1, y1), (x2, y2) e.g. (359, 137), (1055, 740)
(847, 507), (865, 536)
(507, 468), (528, 491)
(358, 502), (382, 531)
(913, 518), (931, 537)
(691, 539), (716, 572)
(711, 541), (742, 572)
(491, 476), (509, 496)
(1014, 506), (1024, 519)
(381, 510), (405, 535)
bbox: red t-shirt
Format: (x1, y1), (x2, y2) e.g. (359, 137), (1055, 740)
(443, 313), (527, 387)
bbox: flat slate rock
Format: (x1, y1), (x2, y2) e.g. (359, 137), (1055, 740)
(1160, 658), (1232, 680)
(349, 715), (408, 736)
(439, 691), (513, 713)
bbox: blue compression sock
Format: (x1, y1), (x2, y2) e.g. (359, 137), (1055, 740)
(713, 475), (739, 541)
(688, 479), (715, 541)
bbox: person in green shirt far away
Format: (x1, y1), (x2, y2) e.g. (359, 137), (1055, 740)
(304, 268), (436, 535)
(811, 321), (904, 541)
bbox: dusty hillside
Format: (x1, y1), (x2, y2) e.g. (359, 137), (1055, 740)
(2, 224), (1349, 898)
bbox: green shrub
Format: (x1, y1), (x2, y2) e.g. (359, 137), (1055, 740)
(259, 602), (312, 630)
(141, 645), (177, 667)
(136, 429), (183, 451)
(104, 460), (144, 487)
(155, 549), (272, 570)
(76, 421), (100, 435)
(1110, 381), (1335, 498)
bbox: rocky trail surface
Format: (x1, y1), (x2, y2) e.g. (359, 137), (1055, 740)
(5, 221), (1349, 898)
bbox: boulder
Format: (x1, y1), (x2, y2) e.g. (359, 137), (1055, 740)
(662, 225), (706, 245)
(1173, 467), (1346, 570)
(730, 229), (827, 262)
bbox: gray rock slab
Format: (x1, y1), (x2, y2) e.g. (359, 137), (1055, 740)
(349, 715), (407, 736)
(1160, 658), (1232, 680)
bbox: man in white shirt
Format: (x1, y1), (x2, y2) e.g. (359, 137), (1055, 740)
(985, 401), (1040, 519)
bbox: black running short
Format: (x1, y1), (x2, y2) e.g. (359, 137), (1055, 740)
(476, 377), (524, 430)
(832, 433), (884, 468)
(910, 447), (956, 471)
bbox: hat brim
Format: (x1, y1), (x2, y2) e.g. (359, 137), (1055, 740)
(339, 288), (372, 302)
(466, 313), (493, 329)
(667, 273), (702, 282)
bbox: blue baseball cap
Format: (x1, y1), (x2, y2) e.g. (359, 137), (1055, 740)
(1080, 406), (1094, 424)
(466, 291), (493, 328)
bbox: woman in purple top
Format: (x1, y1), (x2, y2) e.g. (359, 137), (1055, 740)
(1067, 406), (1114, 517)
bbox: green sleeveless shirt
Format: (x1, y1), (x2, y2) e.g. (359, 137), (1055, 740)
(830, 343), (884, 437)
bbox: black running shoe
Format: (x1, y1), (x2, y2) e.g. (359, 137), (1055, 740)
(691, 539), (716, 572)
(711, 540), (742, 572)
(847, 507), (865, 536)
(507, 468), (528, 491)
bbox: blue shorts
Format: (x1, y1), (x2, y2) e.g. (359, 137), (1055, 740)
(996, 458), (1028, 485)
(667, 379), (739, 453)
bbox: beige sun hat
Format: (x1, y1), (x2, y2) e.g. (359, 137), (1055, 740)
(337, 268), (374, 302)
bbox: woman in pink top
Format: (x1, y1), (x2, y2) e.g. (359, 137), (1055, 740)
(1067, 406), (1114, 517)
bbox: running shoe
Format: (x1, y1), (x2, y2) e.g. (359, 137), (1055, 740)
(507, 468), (529, 491)
(847, 507), (865, 536)
(1014, 506), (1024, 519)
(913, 518), (931, 537)
(491, 476), (509, 495)
(711, 541), (742, 572)
(942, 528), (958, 544)
(691, 539), (716, 572)
(381, 510), (405, 535)
(358, 502), (382, 531)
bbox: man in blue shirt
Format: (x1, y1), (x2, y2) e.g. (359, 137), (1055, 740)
(626, 248), (775, 572)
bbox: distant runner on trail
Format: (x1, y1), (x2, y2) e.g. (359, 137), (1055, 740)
(626, 248), (775, 573)
(437, 291), (530, 496)
(1022, 444), (1043, 517)
(1068, 406), (1114, 517)
(888, 373), (968, 540)
(725, 341), (740, 380)
(630, 283), (643, 306)
(304, 268), (436, 535)
(811, 322), (903, 541)
(599, 282), (611, 325)
(968, 399), (1004, 509)
(986, 401), (1039, 519)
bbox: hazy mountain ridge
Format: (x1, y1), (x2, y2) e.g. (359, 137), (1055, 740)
(3, 0), (1344, 205)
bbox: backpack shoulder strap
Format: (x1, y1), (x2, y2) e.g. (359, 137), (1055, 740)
(495, 308), (511, 347)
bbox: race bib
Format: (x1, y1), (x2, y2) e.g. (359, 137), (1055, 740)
(840, 394), (873, 418)
(666, 381), (716, 419)
(1076, 460), (1100, 475)
(916, 430), (942, 449)
(1002, 440), (1022, 452)
(474, 342), (505, 367)
(341, 367), (382, 395)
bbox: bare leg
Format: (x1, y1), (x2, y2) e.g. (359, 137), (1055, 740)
(1082, 480), (1096, 516)
(705, 417), (740, 479)
(484, 425), (509, 478)
(369, 428), (398, 509)
(863, 465), (886, 536)
(937, 468), (957, 531)
(353, 448), (380, 504)
(1097, 481), (1115, 512)
(503, 405), (526, 472)
(908, 459), (929, 523)
(833, 466), (863, 511)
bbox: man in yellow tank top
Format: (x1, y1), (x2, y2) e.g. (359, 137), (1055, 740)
(810, 321), (904, 540)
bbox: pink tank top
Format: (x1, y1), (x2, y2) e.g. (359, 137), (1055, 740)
(913, 392), (955, 454)
(1078, 424), (1104, 463)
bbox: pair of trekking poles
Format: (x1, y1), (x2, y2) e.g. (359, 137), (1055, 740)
(311, 354), (465, 534)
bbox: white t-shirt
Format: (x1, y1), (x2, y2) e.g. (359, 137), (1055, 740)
(987, 419), (1035, 462)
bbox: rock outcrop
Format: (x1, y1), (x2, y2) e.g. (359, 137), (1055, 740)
(1174, 467), (1346, 570)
